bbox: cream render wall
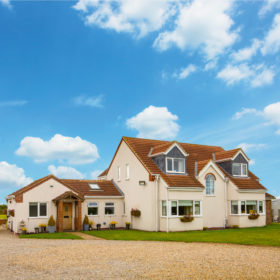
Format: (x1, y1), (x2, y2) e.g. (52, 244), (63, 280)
(106, 140), (157, 231)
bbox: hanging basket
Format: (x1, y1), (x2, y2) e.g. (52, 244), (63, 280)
(131, 209), (141, 217)
(180, 215), (194, 223)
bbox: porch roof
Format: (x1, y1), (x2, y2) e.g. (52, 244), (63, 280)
(52, 191), (84, 202)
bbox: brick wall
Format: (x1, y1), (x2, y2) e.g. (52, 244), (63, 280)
(266, 200), (273, 225)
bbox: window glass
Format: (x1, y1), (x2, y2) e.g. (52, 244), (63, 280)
(242, 164), (247, 176)
(195, 201), (200, 215)
(162, 201), (167, 216)
(117, 167), (121, 180)
(246, 200), (257, 214)
(231, 201), (238, 214)
(258, 201), (263, 214)
(105, 202), (115, 215)
(167, 159), (172, 171)
(206, 175), (215, 195)
(171, 201), (177, 216)
(178, 200), (193, 215)
(39, 203), (47, 217)
(233, 163), (241, 176)
(126, 164), (130, 179)
(29, 203), (38, 217)
(88, 202), (98, 216)
(174, 159), (184, 172)
(241, 201), (246, 214)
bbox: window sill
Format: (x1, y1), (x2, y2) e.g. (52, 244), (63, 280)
(105, 215), (116, 217)
(125, 178), (130, 181)
(205, 195), (216, 197)
(230, 213), (265, 216)
(88, 215), (99, 217)
(160, 215), (202, 219)
(28, 217), (48, 219)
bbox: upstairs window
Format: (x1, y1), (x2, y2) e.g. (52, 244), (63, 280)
(206, 174), (215, 195)
(125, 164), (130, 180)
(232, 163), (248, 177)
(166, 158), (185, 173)
(117, 166), (121, 181)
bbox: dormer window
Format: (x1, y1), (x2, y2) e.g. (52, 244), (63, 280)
(232, 163), (247, 177)
(166, 158), (185, 173)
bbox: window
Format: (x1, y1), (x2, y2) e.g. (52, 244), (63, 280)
(241, 201), (246, 214)
(88, 202), (98, 216)
(231, 201), (238, 214)
(162, 201), (167, 216)
(171, 201), (177, 216)
(29, 202), (47, 218)
(258, 201), (263, 214)
(89, 184), (100, 190)
(206, 174), (215, 195)
(126, 164), (130, 180)
(105, 202), (115, 215)
(179, 200), (193, 215)
(117, 166), (121, 181)
(232, 163), (248, 177)
(194, 201), (201, 216)
(246, 200), (257, 214)
(166, 158), (185, 173)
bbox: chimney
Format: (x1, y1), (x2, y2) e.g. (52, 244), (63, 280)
(195, 161), (198, 177)
(212, 153), (216, 161)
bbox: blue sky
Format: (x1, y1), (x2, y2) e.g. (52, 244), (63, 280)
(0, 0), (280, 203)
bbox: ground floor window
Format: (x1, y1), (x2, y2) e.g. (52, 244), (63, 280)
(231, 201), (238, 214)
(230, 200), (264, 215)
(29, 202), (47, 218)
(161, 200), (201, 217)
(105, 202), (115, 215)
(88, 202), (98, 216)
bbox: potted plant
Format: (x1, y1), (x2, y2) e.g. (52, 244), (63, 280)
(39, 223), (47, 233)
(83, 215), (90, 231)
(89, 220), (95, 231)
(125, 222), (131, 230)
(96, 223), (101, 230)
(180, 214), (194, 223)
(131, 209), (141, 217)
(48, 215), (56, 233)
(109, 221), (117, 229)
(248, 210), (259, 220)
(21, 227), (27, 235)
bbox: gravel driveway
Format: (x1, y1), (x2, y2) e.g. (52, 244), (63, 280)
(1, 229), (279, 280)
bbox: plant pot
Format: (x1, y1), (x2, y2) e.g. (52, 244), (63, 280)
(96, 224), (101, 230)
(40, 226), (46, 233)
(109, 224), (116, 230)
(48, 226), (56, 233)
(83, 224), (89, 231)
(126, 224), (130, 230)
(21, 230), (27, 235)
(34, 227), (39, 234)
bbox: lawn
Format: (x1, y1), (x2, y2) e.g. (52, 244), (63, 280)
(19, 232), (82, 240)
(83, 223), (280, 247)
(0, 215), (7, 220)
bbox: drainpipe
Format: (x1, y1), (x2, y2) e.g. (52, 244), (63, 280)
(166, 185), (169, 233)
(224, 177), (229, 228)
(153, 174), (160, 232)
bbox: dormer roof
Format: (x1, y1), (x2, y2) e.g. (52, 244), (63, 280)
(214, 148), (250, 162)
(149, 141), (188, 157)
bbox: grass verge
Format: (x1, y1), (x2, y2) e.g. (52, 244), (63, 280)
(83, 223), (280, 247)
(19, 232), (82, 240)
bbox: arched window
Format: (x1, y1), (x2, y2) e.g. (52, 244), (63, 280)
(206, 174), (215, 195)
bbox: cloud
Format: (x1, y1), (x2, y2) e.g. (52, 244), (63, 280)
(259, 0), (280, 17)
(0, 100), (28, 107)
(90, 170), (102, 179)
(204, 60), (217, 71)
(73, 95), (103, 108)
(217, 63), (275, 87)
(231, 39), (262, 62)
(261, 13), (280, 55)
(48, 165), (85, 179)
(153, 0), (238, 60)
(233, 102), (280, 134)
(73, 0), (175, 38)
(0, 161), (33, 190)
(238, 143), (266, 152)
(16, 134), (99, 165)
(0, 0), (11, 8)
(126, 105), (179, 140)
(173, 64), (197, 79)
(249, 159), (256, 165)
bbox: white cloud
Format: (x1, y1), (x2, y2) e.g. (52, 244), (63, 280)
(262, 13), (280, 55)
(90, 170), (102, 179)
(217, 63), (275, 87)
(73, 95), (103, 108)
(0, 0), (11, 8)
(233, 108), (260, 120)
(249, 159), (256, 165)
(153, 0), (238, 60)
(204, 60), (217, 71)
(73, 0), (175, 38)
(259, 0), (280, 17)
(173, 64), (197, 79)
(126, 105), (179, 140)
(48, 165), (85, 179)
(231, 39), (262, 62)
(0, 100), (27, 107)
(16, 134), (99, 165)
(0, 161), (32, 190)
(238, 143), (266, 152)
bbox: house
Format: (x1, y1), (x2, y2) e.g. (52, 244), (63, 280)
(6, 136), (271, 233)
(272, 195), (280, 222)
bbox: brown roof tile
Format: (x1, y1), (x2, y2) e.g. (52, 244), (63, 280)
(98, 168), (108, 177)
(214, 149), (241, 161)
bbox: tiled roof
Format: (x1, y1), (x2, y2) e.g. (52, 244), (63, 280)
(98, 168), (108, 177)
(265, 193), (276, 200)
(149, 141), (176, 156)
(121, 137), (265, 190)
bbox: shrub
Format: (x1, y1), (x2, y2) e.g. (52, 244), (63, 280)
(232, 225), (239, 229)
(125, 222), (131, 225)
(203, 227), (208, 231)
(248, 210), (259, 220)
(110, 221), (117, 225)
(48, 215), (56, 227)
(83, 215), (89, 225)
(131, 209), (141, 217)
(89, 220), (94, 226)
(180, 215), (194, 223)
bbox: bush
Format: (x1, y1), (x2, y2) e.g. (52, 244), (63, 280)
(232, 225), (239, 229)
(125, 222), (131, 225)
(131, 209), (141, 217)
(39, 223), (47, 228)
(48, 215), (56, 226)
(83, 215), (89, 225)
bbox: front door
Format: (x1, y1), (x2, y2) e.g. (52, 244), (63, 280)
(63, 203), (73, 230)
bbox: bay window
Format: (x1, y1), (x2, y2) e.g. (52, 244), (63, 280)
(161, 200), (201, 217)
(162, 201), (167, 216)
(230, 200), (264, 215)
(231, 201), (238, 214)
(246, 200), (257, 213)
(179, 200), (193, 215)
(232, 163), (248, 177)
(166, 158), (185, 173)
(258, 201), (263, 214)
(29, 202), (47, 218)
(171, 201), (178, 216)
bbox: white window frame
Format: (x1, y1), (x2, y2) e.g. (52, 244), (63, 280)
(230, 200), (239, 215)
(105, 202), (115, 216)
(232, 163), (248, 177)
(88, 202), (98, 216)
(161, 200), (202, 217)
(230, 200), (265, 215)
(117, 166), (121, 181)
(29, 202), (48, 218)
(205, 174), (215, 196)
(125, 164), (130, 180)
(165, 157), (185, 174)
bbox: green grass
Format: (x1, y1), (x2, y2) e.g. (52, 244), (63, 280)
(19, 232), (82, 240)
(83, 223), (280, 247)
(0, 215), (7, 220)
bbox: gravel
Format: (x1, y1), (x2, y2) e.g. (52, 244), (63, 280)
(1, 229), (279, 279)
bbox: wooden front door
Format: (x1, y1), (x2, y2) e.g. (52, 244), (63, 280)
(63, 203), (73, 230)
